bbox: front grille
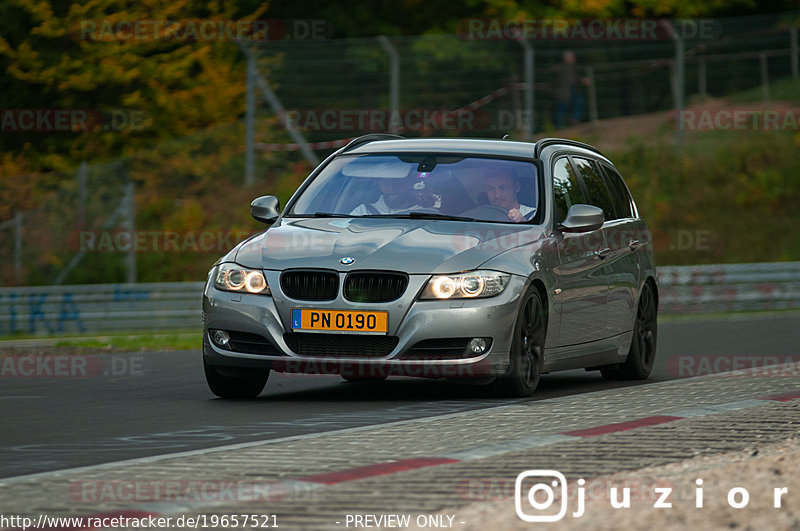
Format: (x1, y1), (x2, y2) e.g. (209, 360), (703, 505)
(283, 333), (399, 357)
(280, 270), (339, 301)
(401, 338), (491, 360)
(344, 272), (408, 302)
(228, 331), (282, 355)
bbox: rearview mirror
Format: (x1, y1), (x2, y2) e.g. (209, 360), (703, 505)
(251, 195), (280, 224)
(558, 204), (604, 233)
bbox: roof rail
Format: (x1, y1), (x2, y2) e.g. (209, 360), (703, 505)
(341, 133), (405, 153)
(533, 137), (602, 157)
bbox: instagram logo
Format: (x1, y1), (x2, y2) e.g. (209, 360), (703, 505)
(515, 470), (579, 522)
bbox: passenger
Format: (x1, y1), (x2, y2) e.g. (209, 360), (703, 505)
(350, 176), (430, 215)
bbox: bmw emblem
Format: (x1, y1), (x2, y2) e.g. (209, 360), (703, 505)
(339, 257), (356, 265)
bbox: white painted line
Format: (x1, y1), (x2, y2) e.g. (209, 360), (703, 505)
(669, 399), (768, 418)
(443, 434), (577, 461)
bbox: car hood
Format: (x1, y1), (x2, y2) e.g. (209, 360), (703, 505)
(233, 217), (544, 274)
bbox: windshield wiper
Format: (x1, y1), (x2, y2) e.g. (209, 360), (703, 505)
(339, 212), (479, 222)
(397, 212), (479, 222)
(311, 211), (352, 218)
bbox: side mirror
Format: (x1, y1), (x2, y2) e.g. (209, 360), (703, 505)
(251, 195), (280, 224)
(557, 204), (604, 233)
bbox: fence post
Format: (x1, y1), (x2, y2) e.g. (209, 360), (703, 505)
(698, 59), (707, 99)
(55, 166), (130, 285)
(14, 211), (22, 284)
(791, 26), (798, 80)
(377, 36), (400, 134)
(237, 42), (319, 167)
(760, 53), (770, 104)
(509, 73), (521, 136)
(245, 54), (255, 186)
(516, 39), (534, 140)
(672, 35), (684, 154)
(77, 161), (87, 227)
(122, 175), (136, 283)
(586, 66), (598, 123)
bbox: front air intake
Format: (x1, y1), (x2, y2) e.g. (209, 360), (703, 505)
(280, 270), (339, 301)
(344, 272), (408, 303)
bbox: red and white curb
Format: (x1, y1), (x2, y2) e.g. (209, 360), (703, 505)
(123, 387), (800, 518)
(4, 380), (799, 529)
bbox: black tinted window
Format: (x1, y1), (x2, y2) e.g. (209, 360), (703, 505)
(552, 157), (583, 223)
(601, 164), (634, 219)
(572, 157), (616, 221)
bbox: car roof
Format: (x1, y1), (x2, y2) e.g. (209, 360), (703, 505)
(343, 138), (537, 158)
(342, 137), (609, 163)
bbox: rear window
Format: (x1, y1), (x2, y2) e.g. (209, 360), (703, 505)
(572, 157), (616, 221)
(601, 164), (635, 219)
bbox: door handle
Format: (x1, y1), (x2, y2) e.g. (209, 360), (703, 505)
(595, 248), (611, 259)
(628, 240), (640, 251)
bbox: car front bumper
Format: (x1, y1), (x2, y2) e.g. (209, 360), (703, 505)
(202, 272), (529, 379)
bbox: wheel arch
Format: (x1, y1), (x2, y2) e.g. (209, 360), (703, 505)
(531, 278), (549, 317)
(643, 274), (659, 312)
(525, 275), (551, 334)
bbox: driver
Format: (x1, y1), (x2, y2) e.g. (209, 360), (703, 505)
(350, 175), (432, 215)
(485, 169), (536, 223)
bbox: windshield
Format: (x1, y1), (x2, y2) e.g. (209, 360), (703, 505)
(288, 154), (540, 223)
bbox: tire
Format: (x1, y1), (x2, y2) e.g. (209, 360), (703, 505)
(492, 286), (546, 397)
(601, 282), (658, 380)
(203, 359), (269, 399)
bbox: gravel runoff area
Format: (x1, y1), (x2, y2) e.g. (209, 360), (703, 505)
(409, 437), (800, 530)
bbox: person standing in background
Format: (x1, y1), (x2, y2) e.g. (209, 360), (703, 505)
(553, 50), (588, 129)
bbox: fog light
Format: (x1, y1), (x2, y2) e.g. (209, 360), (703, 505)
(468, 338), (487, 354)
(211, 329), (231, 349)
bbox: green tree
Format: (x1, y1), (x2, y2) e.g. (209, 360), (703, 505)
(0, 0), (266, 175)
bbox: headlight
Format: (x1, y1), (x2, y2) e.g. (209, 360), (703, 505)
(214, 263), (270, 295)
(420, 271), (510, 299)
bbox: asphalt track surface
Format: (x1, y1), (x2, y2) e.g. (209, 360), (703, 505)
(1, 313), (798, 479)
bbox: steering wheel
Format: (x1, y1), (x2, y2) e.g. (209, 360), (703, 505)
(460, 204), (513, 222)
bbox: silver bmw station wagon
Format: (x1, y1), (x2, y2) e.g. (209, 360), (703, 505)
(202, 135), (658, 398)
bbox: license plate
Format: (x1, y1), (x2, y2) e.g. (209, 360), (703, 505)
(291, 309), (388, 334)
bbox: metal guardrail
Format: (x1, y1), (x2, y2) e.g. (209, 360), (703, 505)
(0, 262), (798, 336)
(0, 282), (205, 336)
(658, 261), (800, 314)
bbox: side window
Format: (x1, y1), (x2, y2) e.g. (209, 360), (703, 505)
(572, 157), (616, 221)
(552, 157), (583, 223)
(601, 164), (634, 219)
